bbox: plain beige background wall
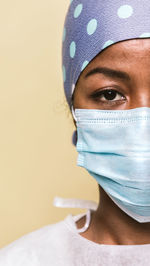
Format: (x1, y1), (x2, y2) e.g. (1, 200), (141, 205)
(0, 0), (99, 248)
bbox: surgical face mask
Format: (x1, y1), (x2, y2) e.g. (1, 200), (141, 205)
(74, 107), (150, 223)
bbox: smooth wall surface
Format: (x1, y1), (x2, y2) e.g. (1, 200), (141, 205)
(0, 0), (98, 248)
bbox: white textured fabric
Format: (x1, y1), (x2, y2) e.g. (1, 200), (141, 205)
(0, 212), (150, 265)
(0, 198), (150, 265)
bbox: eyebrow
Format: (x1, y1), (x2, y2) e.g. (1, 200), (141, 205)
(85, 67), (131, 81)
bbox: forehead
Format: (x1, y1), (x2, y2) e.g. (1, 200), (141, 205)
(86, 39), (150, 67)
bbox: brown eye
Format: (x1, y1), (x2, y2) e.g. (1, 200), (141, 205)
(103, 90), (118, 100)
(92, 89), (125, 102)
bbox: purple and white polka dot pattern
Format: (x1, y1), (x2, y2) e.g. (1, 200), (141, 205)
(62, 0), (150, 106)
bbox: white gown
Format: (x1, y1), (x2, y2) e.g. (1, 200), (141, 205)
(0, 197), (150, 266)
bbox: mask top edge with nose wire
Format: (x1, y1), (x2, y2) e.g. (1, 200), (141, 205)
(74, 107), (150, 122)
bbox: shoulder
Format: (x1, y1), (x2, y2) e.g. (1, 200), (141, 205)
(0, 215), (76, 266)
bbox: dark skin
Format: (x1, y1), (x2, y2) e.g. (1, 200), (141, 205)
(73, 39), (150, 245)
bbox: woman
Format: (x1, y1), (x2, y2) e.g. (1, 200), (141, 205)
(1, 0), (150, 265)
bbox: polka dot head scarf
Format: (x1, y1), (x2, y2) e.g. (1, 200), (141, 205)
(62, 0), (150, 107)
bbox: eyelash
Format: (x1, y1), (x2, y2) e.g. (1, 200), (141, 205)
(91, 88), (126, 105)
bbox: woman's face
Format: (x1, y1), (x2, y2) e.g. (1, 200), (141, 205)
(73, 39), (150, 110)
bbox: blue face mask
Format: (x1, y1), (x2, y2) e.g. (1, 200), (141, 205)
(74, 107), (150, 223)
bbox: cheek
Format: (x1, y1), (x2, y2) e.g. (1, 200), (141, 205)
(73, 80), (94, 108)
(73, 90), (98, 109)
(73, 85), (84, 108)
(73, 86), (91, 108)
